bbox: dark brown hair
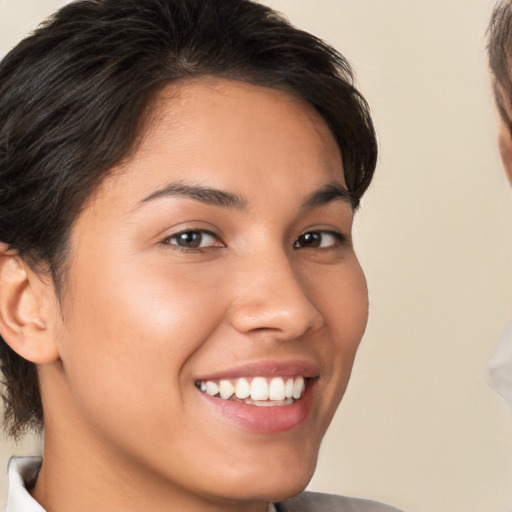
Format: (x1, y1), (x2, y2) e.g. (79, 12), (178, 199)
(489, 1), (512, 127)
(0, 0), (377, 439)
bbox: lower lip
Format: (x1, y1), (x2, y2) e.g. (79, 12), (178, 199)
(200, 381), (315, 433)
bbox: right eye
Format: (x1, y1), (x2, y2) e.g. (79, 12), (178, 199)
(162, 230), (223, 250)
(293, 230), (346, 249)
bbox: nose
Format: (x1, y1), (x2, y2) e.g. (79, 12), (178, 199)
(228, 250), (324, 340)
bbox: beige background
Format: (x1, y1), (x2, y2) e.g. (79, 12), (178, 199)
(1, 1), (512, 511)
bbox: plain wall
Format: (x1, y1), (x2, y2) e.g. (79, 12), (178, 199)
(1, 1), (512, 511)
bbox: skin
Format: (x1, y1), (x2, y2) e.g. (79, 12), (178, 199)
(7, 79), (369, 512)
(498, 120), (512, 183)
(496, 84), (512, 183)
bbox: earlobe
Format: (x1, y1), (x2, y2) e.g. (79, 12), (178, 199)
(0, 244), (60, 364)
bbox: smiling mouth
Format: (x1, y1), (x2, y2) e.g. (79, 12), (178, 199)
(195, 376), (309, 407)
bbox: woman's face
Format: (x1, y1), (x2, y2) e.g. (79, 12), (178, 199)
(498, 120), (512, 184)
(45, 79), (368, 508)
(496, 84), (512, 184)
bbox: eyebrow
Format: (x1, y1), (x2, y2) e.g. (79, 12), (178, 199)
(302, 182), (353, 210)
(137, 180), (352, 211)
(138, 182), (248, 211)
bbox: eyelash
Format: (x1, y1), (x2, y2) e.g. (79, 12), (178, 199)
(161, 229), (347, 252)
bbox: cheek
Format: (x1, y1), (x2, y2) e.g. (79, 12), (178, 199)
(313, 257), (368, 344)
(304, 256), (368, 380)
(298, 257), (368, 434)
(331, 266), (368, 392)
(57, 255), (229, 428)
(498, 126), (512, 184)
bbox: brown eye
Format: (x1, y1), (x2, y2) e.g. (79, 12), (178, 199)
(293, 231), (343, 249)
(294, 232), (321, 248)
(164, 230), (220, 249)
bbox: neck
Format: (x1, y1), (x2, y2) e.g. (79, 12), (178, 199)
(32, 434), (271, 512)
(32, 375), (271, 512)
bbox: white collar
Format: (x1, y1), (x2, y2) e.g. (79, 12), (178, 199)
(2, 457), (45, 512)
(2, 456), (277, 512)
(487, 317), (512, 409)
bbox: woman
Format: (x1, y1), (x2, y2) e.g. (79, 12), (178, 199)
(0, 0), (400, 511)
(487, 1), (512, 409)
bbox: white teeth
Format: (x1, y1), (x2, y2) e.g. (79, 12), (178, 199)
(250, 377), (268, 401)
(251, 398), (294, 407)
(269, 377), (285, 401)
(292, 377), (305, 399)
(219, 380), (235, 400)
(205, 381), (219, 396)
(235, 378), (251, 399)
(285, 378), (294, 398)
(198, 376), (308, 403)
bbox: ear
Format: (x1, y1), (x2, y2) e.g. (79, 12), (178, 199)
(0, 243), (60, 364)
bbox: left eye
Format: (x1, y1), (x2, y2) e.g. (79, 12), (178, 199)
(163, 230), (221, 249)
(293, 231), (343, 249)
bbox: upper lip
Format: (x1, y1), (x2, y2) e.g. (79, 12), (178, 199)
(195, 360), (320, 382)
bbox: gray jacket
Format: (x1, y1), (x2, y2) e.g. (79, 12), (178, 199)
(278, 491), (403, 512)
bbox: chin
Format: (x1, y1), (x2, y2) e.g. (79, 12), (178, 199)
(266, 466), (316, 502)
(212, 449), (318, 504)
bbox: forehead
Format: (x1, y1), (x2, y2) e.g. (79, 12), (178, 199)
(91, 78), (345, 210)
(147, 79), (340, 165)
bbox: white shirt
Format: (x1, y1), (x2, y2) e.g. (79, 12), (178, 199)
(487, 317), (512, 409)
(1, 456), (276, 512)
(2, 457), (45, 512)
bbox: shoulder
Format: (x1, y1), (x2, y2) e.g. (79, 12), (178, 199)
(277, 491), (404, 512)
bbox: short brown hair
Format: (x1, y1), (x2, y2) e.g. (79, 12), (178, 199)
(488, 1), (512, 126)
